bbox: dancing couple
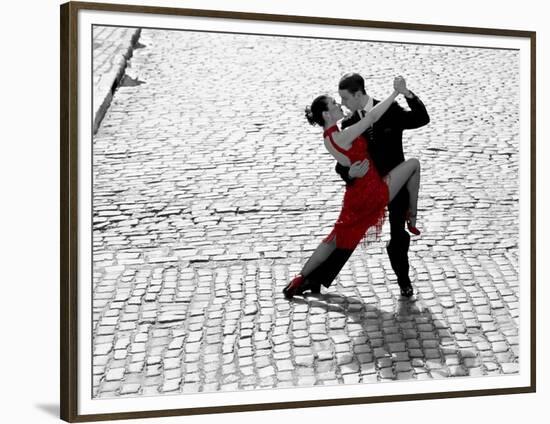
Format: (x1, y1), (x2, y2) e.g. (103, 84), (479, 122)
(283, 74), (430, 299)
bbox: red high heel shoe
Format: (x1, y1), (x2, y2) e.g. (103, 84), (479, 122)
(283, 274), (305, 299)
(406, 212), (421, 236)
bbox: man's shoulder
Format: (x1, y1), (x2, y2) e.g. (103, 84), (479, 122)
(373, 99), (403, 121)
(373, 98), (403, 110)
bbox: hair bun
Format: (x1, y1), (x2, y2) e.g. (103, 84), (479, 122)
(304, 106), (315, 126)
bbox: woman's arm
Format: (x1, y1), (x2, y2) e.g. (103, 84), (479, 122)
(332, 89), (399, 149)
(325, 140), (370, 181)
(324, 136), (351, 166)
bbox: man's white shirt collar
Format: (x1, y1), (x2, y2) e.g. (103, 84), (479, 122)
(362, 96), (374, 114)
(356, 97), (374, 120)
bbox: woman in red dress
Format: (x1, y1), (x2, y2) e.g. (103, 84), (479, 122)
(283, 77), (421, 299)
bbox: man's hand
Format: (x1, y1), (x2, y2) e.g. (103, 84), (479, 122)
(349, 159), (369, 179)
(394, 76), (412, 97)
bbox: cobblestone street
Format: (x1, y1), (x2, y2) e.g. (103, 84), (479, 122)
(91, 28), (520, 398)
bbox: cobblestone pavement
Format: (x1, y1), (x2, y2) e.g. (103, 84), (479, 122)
(91, 28), (520, 398)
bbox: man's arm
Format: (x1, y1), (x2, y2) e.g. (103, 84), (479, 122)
(395, 90), (430, 130)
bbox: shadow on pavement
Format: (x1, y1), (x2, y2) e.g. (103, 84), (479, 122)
(290, 292), (475, 381)
(120, 74), (145, 87)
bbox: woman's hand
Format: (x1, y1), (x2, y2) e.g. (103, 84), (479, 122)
(393, 76), (411, 96)
(349, 159), (369, 179)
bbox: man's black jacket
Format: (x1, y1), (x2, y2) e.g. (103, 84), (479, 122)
(337, 92), (430, 183)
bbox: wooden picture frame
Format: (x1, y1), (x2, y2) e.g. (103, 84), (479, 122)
(60, 1), (536, 421)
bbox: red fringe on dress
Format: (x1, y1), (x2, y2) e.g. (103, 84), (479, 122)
(322, 125), (390, 250)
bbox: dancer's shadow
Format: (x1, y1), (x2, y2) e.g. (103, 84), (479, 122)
(120, 74), (145, 87)
(290, 292), (475, 381)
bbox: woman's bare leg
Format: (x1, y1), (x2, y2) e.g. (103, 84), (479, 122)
(387, 158), (421, 226)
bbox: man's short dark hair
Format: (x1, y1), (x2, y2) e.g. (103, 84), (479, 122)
(338, 73), (366, 95)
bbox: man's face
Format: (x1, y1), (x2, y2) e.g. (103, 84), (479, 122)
(339, 89), (362, 113)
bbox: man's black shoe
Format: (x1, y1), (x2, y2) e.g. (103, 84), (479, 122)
(398, 280), (414, 298)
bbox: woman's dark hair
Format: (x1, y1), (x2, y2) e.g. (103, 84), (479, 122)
(338, 72), (366, 95)
(305, 95), (330, 127)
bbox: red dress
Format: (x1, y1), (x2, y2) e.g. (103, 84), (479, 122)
(322, 125), (389, 249)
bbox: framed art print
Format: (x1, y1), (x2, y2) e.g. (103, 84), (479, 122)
(60, 1), (536, 421)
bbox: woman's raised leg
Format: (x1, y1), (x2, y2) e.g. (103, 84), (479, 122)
(387, 158), (421, 227)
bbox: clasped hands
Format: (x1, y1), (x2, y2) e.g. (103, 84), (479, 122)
(394, 75), (411, 97)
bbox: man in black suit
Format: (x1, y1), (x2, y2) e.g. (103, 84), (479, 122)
(301, 73), (429, 297)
